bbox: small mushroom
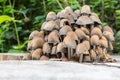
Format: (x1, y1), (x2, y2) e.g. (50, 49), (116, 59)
(76, 43), (89, 63)
(90, 49), (97, 62)
(91, 27), (102, 38)
(103, 31), (114, 41)
(32, 48), (43, 60)
(76, 16), (93, 27)
(22, 53), (32, 60)
(48, 30), (60, 45)
(46, 11), (57, 21)
(81, 5), (91, 15)
(29, 30), (44, 40)
(60, 19), (70, 28)
(75, 28), (87, 43)
(30, 37), (44, 50)
(63, 35), (76, 60)
(42, 21), (59, 31)
(74, 9), (81, 18)
(42, 42), (51, 57)
(81, 27), (90, 35)
(90, 35), (99, 50)
(103, 26), (114, 35)
(40, 55), (49, 61)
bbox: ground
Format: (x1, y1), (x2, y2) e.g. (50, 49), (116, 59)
(0, 54), (120, 80)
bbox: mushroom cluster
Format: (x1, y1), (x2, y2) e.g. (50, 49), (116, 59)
(23, 5), (116, 63)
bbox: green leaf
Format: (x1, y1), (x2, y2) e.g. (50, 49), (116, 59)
(0, 15), (12, 24)
(8, 49), (24, 53)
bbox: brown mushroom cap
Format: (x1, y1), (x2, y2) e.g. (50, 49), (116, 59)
(32, 48), (43, 60)
(90, 35), (99, 46)
(42, 42), (51, 55)
(42, 21), (59, 31)
(103, 31), (114, 41)
(46, 11), (57, 21)
(63, 35), (76, 49)
(51, 46), (57, 55)
(91, 27), (102, 38)
(76, 16), (93, 25)
(48, 30), (60, 44)
(41, 22), (47, 30)
(65, 6), (73, 14)
(76, 43), (89, 54)
(40, 55), (49, 61)
(82, 40), (90, 50)
(103, 26), (114, 35)
(81, 27), (90, 35)
(29, 30), (41, 40)
(67, 31), (78, 41)
(30, 37), (45, 50)
(90, 49), (97, 60)
(59, 9), (69, 19)
(66, 15), (75, 24)
(99, 36), (108, 48)
(60, 19), (70, 28)
(22, 53), (32, 60)
(74, 9), (81, 17)
(90, 15), (102, 24)
(56, 42), (65, 53)
(59, 25), (72, 36)
(81, 5), (91, 14)
(75, 28), (86, 40)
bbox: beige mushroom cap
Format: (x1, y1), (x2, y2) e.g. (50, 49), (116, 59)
(81, 5), (91, 14)
(46, 11), (57, 21)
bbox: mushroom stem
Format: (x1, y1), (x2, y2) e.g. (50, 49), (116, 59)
(70, 48), (73, 58)
(79, 53), (83, 63)
(68, 48), (71, 60)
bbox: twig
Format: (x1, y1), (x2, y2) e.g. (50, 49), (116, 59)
(56, 0), (64, 9)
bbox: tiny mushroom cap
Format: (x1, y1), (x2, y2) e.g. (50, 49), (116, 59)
(22, 53), (32, 60)
(56, 42), (65, 53)
(59, 25), (72, 36)
(90, 35), (99, 46)
(75, 28), (87, 40)
(57, 12), (61, 18)
(42, 42), (51, 55)
(90, 12), (99, 18)
(32, 48), (43, 60)
(103, 31), (114, 41)
(90, 49), (97, 61)
(51, 46), (57, 55)
(76, 43), (89, 54)
(65, 6), (73, 14)
(67, 31), (78, 41)
(76, 16), (93, 25)
(103, 26), (114, 35)
(48, 30), (60, 44)
(29, 30), (41, 40)
(81, 5), (91, 14)
(74, 9), (81, 17)
(63, 35), (76, 49)
(42, 21), (59, 31)
(81, 27), (90, 35)
(71, 12), (78, 20)
(46, 11), (57, 21)
(27, 41), (32, 51)
(59, 9), (69, 19)
(30, 37), (45, 50)
(40, 55), (49, 60)
(99, 36), (108, 48)
(91, 27), (102, 38)
(41, 22), (47, 30)
(82, 40), (90, 50)
(90, 15), (102, 24)
(60, 19), (70, 28)
(66, 15), (75, 24)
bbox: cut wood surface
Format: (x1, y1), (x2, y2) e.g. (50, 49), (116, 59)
(0, 54), (120, 80)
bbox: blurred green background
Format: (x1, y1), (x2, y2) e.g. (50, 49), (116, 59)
(0, 0), (120, 53)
